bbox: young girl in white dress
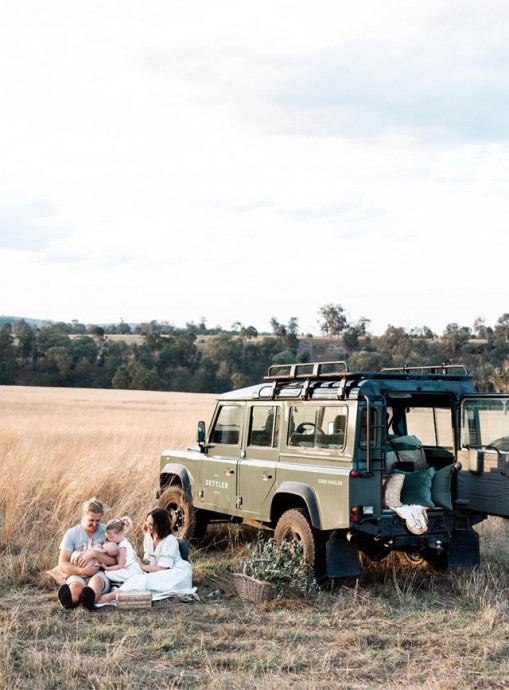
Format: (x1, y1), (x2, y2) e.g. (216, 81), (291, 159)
(97, 517), (142, 603)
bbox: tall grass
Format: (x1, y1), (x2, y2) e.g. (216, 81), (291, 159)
(2, 385), (509, 689)
(0, 385), (215, 579)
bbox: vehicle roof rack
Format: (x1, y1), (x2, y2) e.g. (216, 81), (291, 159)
(381, 363), (468, 375)
(265, 360), (349, 381)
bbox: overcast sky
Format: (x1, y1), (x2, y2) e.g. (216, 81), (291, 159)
(1, 0), (508, 335)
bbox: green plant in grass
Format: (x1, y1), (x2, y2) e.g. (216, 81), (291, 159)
(239, 533), (318, 598)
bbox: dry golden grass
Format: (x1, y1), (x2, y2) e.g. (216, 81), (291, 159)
(2, 385), (509, 690)
(0, 385), (216, 570)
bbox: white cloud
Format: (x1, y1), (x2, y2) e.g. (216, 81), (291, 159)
(0, 0), (508, 335)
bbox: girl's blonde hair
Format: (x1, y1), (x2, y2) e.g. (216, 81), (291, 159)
(81, 497), (104, 515)
(105, 516), (133, 535)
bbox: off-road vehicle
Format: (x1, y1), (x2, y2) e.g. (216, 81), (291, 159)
(157, 361), (509, 578)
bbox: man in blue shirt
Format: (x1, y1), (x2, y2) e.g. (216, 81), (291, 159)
(58, 497), (116, 609)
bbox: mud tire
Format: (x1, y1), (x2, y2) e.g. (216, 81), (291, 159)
(274, 508), (326, 582)
(158, 486), (207, 542)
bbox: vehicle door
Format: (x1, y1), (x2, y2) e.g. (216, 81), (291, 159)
(457, 395), (509, 517)
(237, 404), (280, 519)
(200, 402), (243, 513)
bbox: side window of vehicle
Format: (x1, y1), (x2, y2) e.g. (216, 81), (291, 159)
(210, 405), (242, 445)
(359, 407), (378, 448)
(288, 405), (347, 449)
(248, 406), (279, 447)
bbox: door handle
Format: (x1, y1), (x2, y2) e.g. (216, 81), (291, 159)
(225, 469), (235, 476)
(261, 473), (273, 481)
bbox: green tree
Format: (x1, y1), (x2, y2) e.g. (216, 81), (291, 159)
(88, 325), (105, 339)
(239, 325), (258, 339)
(287, 317), (299, 336)
(495, 314), (509, 343)
(318, 304), (348, 337)
(15, 320), (36, 363)
(117, 319), (132, 334)
(231, 372), (249, 389)
(42, 346), (73, 383)
(443, 323), (471, 358)
(111, 362), (162, 390)
(342, 326), (360, 350)
(409, 325), (435, 339)
(349, 350), (390, 371)
(489, 360), (509, 392)
(270, 318), (286, 337)
(70, 319), (87, 334)
(0, 324), (16, 383)
(473, 317), (487, 339)
(70, 336), (99, 365)
(112, 364), (131, 389)
(270, 317), (299, 351)
(272, 349), (297, 364)
(379, 325), (408, 351)
(284, 317), (299, 351)
(356, 317), (371, 336)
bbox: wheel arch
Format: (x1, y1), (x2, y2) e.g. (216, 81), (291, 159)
(158, 463), (193, 503)
(270, 482), (323, 530)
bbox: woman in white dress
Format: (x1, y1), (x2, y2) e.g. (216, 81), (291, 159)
(115, 508), (196, 600)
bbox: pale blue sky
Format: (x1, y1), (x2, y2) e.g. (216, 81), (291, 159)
(0, 0), (508, 334)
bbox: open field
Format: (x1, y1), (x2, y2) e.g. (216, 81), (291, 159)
(2, 386), (509, 689)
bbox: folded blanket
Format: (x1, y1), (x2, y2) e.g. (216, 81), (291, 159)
(391, 504), (429, 535)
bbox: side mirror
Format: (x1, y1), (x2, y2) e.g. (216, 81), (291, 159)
(197, 421), (206, 452)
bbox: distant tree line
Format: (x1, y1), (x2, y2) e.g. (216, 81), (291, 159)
(0, 307), (508, 393)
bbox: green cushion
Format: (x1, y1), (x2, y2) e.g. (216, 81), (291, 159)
(389, 435), (428, 470)
(431, 464), (454, 510)
(394, 467), (436, 508)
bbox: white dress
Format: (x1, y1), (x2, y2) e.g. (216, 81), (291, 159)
(117, 534), (195, 598)
(104, 538), (143, 583)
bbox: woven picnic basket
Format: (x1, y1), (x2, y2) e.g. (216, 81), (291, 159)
(116, 590), (152, 610)
(232, 572), (275, 604)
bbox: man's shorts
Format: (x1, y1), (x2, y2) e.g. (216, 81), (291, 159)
(67, 571), (111, 592)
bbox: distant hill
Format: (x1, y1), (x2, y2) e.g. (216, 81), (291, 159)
(0, 315), (51, 328)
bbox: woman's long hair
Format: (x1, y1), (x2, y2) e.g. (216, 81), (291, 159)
(147, 508), (172, 540)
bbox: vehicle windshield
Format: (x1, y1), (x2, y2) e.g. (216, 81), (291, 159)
(461, 398), (509, 450)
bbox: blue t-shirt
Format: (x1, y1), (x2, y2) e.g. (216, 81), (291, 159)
(59, 523), (106, 554)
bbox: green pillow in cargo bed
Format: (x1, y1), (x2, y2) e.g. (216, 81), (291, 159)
(389, 435), (428, 470)
(431, 464), (454, 511)
(394, 466), (436, 508)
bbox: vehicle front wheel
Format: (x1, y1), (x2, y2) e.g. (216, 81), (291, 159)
(274, 508), (326, 581)
(158, 486), (207, 541)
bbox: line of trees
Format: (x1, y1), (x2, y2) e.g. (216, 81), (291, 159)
(0, 307), (508, 393)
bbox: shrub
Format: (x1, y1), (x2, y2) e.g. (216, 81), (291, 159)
(239, 533), (318, 598)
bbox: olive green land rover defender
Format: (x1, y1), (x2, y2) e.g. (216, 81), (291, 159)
(158, 361), (509, 579)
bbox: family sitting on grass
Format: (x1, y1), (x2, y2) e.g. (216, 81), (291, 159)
(57, 497), (196, 610)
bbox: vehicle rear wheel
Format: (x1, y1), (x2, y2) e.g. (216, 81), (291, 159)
(158, 486), (207, 541)
(274, 508), (326, 581)
(400, 551), (425, 566)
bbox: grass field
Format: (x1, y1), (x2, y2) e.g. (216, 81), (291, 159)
(2, 386), (509, 689)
